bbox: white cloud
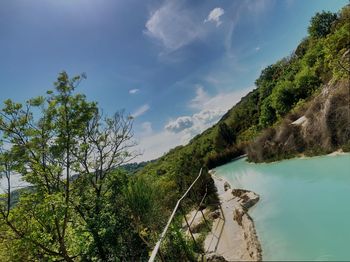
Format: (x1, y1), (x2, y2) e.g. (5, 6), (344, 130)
(255, 46), (261, 51)
(163, 86), (248, 137)
(129, 88), (140, 94)
(134, 130), (182, 162)
(131, 104), (150, 118)
(204, 7), (224, 27)
(190, 85), (249, 112)
(193, 109), (223, 124)
(134, 86), (251, 162)
(141, 121), (153, 136)
(165, 116), (194, 133)
(144, 1), (204, 51)
(190, 85), (210, 109)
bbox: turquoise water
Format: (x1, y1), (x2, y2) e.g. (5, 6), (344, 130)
(214, 154), (350, 261)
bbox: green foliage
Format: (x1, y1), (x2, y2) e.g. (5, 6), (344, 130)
(214, 122), (236, 150)
(294, 68), (321, 99)
(323, 21), (350, 79)
(259, 97), (277, 128)
(295, 37), (310, 58)
(308, 11), (337, 38)
(162, 223), (197, 261)
(0, 72), (146, 261)
(271, 80), (296, 117)
(124, 176), (164, 236)
(205, 145), (245, 170)
(236, 125), (260, 143)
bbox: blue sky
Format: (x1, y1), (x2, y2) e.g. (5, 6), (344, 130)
(0, 0), (347, 162)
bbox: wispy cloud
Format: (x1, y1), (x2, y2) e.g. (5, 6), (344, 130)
(144, 1), (204, 52)
(189, 85), (249, 112)
(224, 0), (275, 57)
(246, 0), (275, 14)
(135, 130), (182, 162)
(204, 7), (224, 27)
(166, 85), (250, 136)
(141, 121), (153, 136)
(129, 88), (140, 94)
(131, 104), (150, 118)
(165, 116), (193, 133)
(190, 85), (210, 109)
(135, 85), (250, 162)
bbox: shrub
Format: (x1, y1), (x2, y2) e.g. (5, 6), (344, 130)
(271, 80), (296, 117)
(308, 11), (337, 38)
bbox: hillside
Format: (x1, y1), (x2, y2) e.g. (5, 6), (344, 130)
(128, 6), (350, 257)
(138, 3), (349, 238)
(140, 4), (349, 183)
(248, 78), (350, 162)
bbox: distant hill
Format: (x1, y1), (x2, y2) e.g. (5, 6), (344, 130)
(121, 160), (155, 174)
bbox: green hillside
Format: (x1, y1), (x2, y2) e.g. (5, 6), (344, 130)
(140, 4), (349, 189)
(130, 5), (350, 257)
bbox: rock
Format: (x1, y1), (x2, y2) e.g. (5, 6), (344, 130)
(206, 253), (228, 262)
(241, 193), (260, 210)
(231, 189), (262, 261)
(232, 189), (260, 210)
(231, 188), (248, 198)
(233, 208), (244, 226)
(224, 181), (231, 191)
(242, 213), (263, 261)
(208, 210), (220, 220)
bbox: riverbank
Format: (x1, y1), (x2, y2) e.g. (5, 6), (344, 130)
(204, 171), (262, 261)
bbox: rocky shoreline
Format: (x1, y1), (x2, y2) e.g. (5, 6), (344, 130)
(206, 171), (262, 261)
(231, 189), (262, 261)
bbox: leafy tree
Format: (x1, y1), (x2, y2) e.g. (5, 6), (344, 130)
(214, 122), (236, 150)
(259, 97), (277, 128)
(308, 11), (337, 38)
(123, 176), (163, 256)
(271, 80), (296, 117)
(294, 69), (321, 99)
(295, 37), (310, 58)
(0, 72), (141, 261)
(323, 6), (350, 79)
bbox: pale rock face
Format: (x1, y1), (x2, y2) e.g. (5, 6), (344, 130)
(205, 174), (262, 261)
(224, 181), (231, 191)
(291, 115), (307, 126)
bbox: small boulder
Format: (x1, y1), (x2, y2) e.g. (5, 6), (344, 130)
(208, 210), (220, 220)
(206, 253), (228, 262)
(224, 181), (231, 191)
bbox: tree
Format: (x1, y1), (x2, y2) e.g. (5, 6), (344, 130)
(271, 80), (296, 117)
(214, 122), (236, 150)
(0, 72), (140, 260)
(295, 69), (321, 99)
(308, 11), (337, 38)
(259, 97), (276, 128)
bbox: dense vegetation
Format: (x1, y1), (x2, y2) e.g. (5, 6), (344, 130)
(248, 7), (350, 161)
(0, 5), (349, 261)
(138, 5), (349, 255)
(0, 73), (154, 261)
(142, 6), (349, 169)
(0, 73), (217, 261)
